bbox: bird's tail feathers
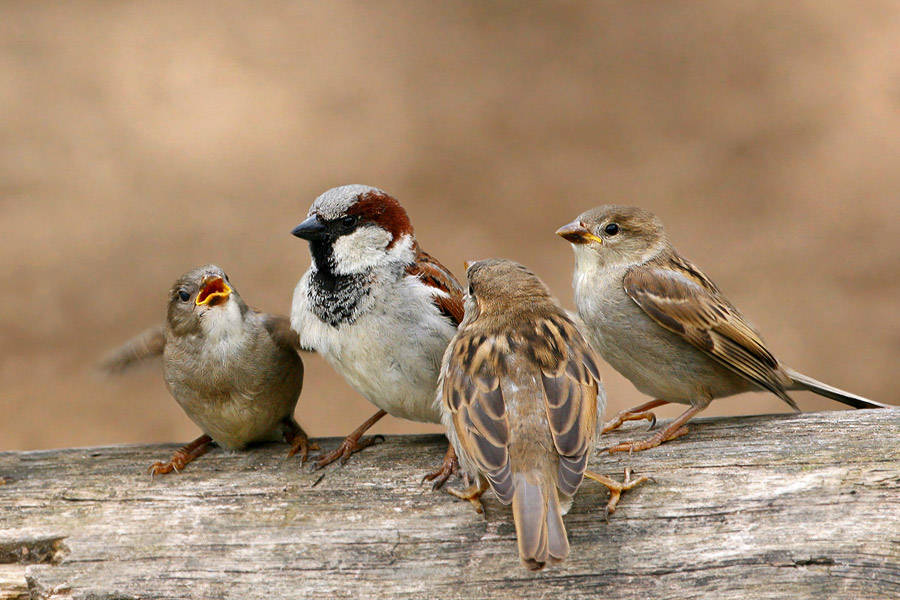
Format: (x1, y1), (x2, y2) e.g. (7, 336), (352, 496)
(511, 473), (569, 571)
(786, 368), (892, 410)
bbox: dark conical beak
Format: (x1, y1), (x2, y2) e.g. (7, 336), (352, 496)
(291, 215), (329, 241)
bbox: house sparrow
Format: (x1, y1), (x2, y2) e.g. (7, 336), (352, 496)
(99, 265), (316, 474)
(290, 185), (463, 484)
(439, 259), (646, 571)
(557, 205), (893, 454)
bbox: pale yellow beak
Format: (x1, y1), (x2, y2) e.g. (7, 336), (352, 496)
(556, 220), (603, 245)
(196, 277), (232, 307)
(464, 260), (476, 271)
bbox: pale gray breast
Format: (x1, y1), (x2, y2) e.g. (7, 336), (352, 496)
(575, 267), (748, 404)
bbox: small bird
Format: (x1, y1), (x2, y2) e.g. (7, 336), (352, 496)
(557, 205), (893, 454)
(290, 185), (463, 484)
(439, 259), (645, 571)
(99, 265), (316, 474)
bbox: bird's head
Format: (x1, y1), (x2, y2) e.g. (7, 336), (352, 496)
(292, 185), (416, 276)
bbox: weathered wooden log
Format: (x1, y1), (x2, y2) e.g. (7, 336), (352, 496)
(2, 410), (899, 599)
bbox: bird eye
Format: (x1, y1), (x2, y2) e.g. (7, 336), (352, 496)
(341, 215), (357, 228)
(604, 223), (620, 236)
(467, 285), (474, 296)
(178, 290), (191, 302)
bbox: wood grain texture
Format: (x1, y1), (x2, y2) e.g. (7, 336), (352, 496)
(1, 410), (899, 599)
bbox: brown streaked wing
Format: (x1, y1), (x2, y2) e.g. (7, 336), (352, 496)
(406, 247), (465, 326)
(533, 317), (600, 497)
(442, 333), (514, 503)
(623, 262), (796, 408)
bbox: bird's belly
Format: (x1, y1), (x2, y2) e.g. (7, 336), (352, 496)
(165, 362), (300, 450)
(581, 292), (745, 405)
(315, 315), (450, 424)
(190, 395), (286, 450)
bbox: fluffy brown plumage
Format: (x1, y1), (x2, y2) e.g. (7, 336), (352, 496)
(439, 259), (603, 571)
(99, 265), (315, 474)
(558, 205), (892, 454)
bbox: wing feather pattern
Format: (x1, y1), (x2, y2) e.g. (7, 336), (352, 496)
(443, 314), (601, 504)
(532, 317), (600, 497)
(406, 247), (465, 326)
(623, 257), (796, 409)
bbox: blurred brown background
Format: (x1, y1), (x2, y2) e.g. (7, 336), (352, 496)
(2, 1), (899, 451)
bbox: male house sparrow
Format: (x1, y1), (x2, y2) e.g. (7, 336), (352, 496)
(100, 265), (315, 474)
(290, 185), (463, 483)
(440, 259), (645, 571)
(557, 205), (892, 453)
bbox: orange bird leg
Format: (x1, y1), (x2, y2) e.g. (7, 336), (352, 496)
(282, 418), (320, 464)
(422, 443), (459, 490)
(314, 409), (388, 470)
(148, 434), (213, 476)
(602, 405), (703, 454)
(602, 399), (670, 434)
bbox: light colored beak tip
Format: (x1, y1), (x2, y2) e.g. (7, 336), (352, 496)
(556, 221), (597, 244)
(464, 260), (475, 271)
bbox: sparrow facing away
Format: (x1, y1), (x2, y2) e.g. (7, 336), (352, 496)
(439, 259), (645, 571)
(290, 185), (464, 484)
(557, 205), (893, 454)
(100, 265), (316, 474)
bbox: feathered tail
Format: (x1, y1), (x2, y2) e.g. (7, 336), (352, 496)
(511, 474), (569, 571)
(786, 368), (892, 410)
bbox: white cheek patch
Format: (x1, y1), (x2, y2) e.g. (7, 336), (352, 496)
(386, 234), (415, 265)
(331, 226), (394, 274)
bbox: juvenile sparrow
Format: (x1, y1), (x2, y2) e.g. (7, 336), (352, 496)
(100, 265), (316, 474)
(557, 205), (892, 453)
(440, 259), (645, 571)
(290, 185), (463, 484)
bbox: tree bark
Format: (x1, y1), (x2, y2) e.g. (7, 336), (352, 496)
(2, 410), (899, 599)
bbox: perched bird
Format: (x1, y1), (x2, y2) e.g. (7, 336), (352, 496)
(439, 259), (645, 571)
(99, 265), (316, 474)
(557, 205), (892, 454)
(290, 185), (463, 484)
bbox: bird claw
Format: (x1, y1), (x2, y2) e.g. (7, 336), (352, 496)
(602, 409), (659, 435)
(447, 482), (488, 517)
(147, 459), (183, 476)
(585, 467), (649, 516)
(314, 434), (385, 470)
(421, 452), (459, 490)
(146, 435), (212, 477)
(285, 436), (320, 464)
(602, 425), (690, 454)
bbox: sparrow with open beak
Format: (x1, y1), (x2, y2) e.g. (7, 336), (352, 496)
(440, 259), (646, 571)
(100, 265), (315, 474)
(290, 185), (463, 485)
(557, 205), (892, 454)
